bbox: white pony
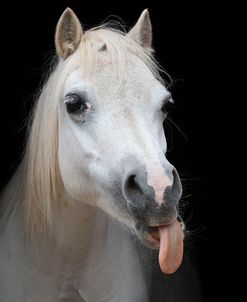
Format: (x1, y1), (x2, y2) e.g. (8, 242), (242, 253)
(0, 8), (185, 301)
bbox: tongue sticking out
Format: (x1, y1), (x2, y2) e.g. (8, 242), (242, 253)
(158, 220), (184, 274)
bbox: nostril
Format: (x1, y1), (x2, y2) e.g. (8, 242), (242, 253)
(124, 174), (145, 209)
(126, 174), (137, 191)
(172, 168), (179, 187)
(125, 174), (142, 196)
(171, 168), (182, 201)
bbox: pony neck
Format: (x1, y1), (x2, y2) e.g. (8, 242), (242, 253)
(51, 192), (104, 250)
(1, 159), (104, 251)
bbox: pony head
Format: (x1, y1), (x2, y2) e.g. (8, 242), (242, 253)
(26, 8), (184, 274)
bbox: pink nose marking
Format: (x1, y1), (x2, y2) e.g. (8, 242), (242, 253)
(147, 166), (172, 205)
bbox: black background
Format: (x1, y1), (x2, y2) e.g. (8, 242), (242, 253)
(1, 1), (236, 301)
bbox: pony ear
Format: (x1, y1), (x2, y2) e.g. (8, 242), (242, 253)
(127, 9), (152, 49)
(55, 8), (83, 60)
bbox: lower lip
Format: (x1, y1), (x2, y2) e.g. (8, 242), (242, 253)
(145, 228), (160, 247)
(144, 220), (184, 248)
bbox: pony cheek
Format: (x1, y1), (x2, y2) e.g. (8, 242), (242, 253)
(61, 176), (98, 207)
(58, 154), (95, 204)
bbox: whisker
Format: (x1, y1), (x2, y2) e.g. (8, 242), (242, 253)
(166, 117), (188, 140)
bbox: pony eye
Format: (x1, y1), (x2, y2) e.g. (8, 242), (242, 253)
(161, 97), (173, 115)
(65, 94), (88, 114)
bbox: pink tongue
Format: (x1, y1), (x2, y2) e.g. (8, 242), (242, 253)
(158, 220), (184, 274)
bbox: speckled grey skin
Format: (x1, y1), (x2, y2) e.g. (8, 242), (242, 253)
(123, 166), (182, 226)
